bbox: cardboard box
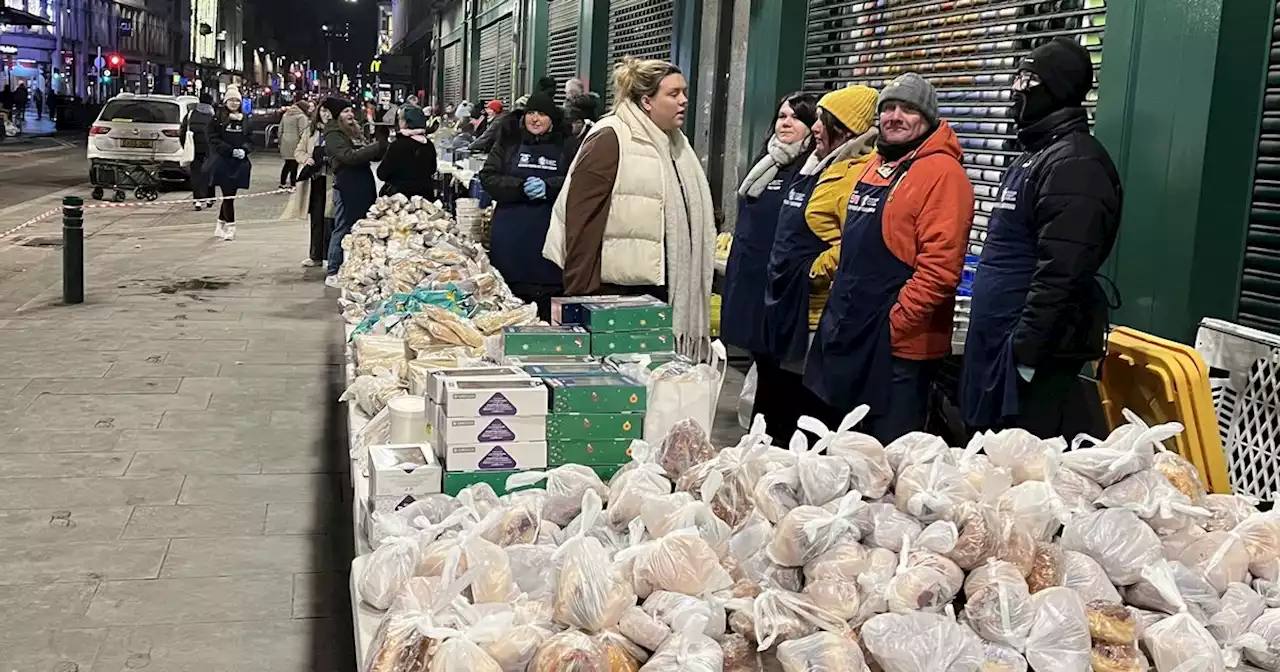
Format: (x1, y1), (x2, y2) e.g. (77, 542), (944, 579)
(549, 438), (635, 465)
(503, 355), (600, 367)
(501, 325), (590, 356)
(368, 444), (442, 498)
(592, 464), (627, 483)
(551, 295), (631, 326)
(521, 362), (613, 377)
(591, 329), (676, 355)
(546, 413), (644, 441)
(372, 493), (435, 515)
(443, 470), (541, 497)
(545, 374), (647, 414)
(421, 365), (528, 403)
(581, 297), (672, 332)
(438, 378), (548, 417)
(433, 407), (546, 447)
(445, 441), (548, 472)
(605, 352), (695, 371)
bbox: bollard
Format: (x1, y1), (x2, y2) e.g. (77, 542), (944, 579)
(62, 196), (84, 305)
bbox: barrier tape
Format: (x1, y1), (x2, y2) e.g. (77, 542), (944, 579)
(0, 186), (294, 241)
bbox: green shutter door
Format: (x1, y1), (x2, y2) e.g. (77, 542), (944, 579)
(547, 0), (581, 104)
(478, 20), (502, 103)
(803, 0), (1108, 254)
(1239, 2), (1280, 331)
(606, 0), (675, 106)
(495, 15), (515, 105)
(443, 40), (464, 106)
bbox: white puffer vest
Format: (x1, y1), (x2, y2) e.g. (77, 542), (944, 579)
(543, 115), (666, 286)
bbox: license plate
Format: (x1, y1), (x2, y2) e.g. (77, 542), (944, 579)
(120, 139), (153, 148)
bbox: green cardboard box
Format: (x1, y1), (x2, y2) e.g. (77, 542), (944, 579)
(501, 325), (590, 356)
(578, 297), (672, 332)
(592, 464), (626, 483)
(545, 374), (647, 413)
(503, 355), (599, 367)
(591, 329), (676, 355)
(549, 438), (635, 465)
(546, 412), (644, 441)
(606, 352), (694, 371)
(522, 362), (612, 377)
(443, 469), (541, 497)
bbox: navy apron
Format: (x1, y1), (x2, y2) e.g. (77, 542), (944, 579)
(804, 165), (915, 412)
(960, 149), (1042, 428)
(489, 141), (566, 285)
(721, 161), (801, 353)
(761, 172), (827, 362)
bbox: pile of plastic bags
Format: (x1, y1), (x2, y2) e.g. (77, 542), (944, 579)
(353, 402), (1280, 672)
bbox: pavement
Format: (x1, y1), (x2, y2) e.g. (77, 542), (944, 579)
(0, 150), (354, 671)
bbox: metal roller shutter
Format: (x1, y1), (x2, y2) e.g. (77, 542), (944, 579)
(443, 40), (464, 106)
(802, 0), (1108, 256)
(548, 0), (581, 105)
(606, 0), (675, 106)
(1240, 2), (1280, 331)
(478, 20), (503, 103)
(495, 15), (515, 105)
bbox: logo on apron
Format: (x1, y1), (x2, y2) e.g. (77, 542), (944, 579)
(517, 153), (558, 171)
(783, 188), (807, 209)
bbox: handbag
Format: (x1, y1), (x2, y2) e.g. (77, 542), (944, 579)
(180, 128), (196, 167)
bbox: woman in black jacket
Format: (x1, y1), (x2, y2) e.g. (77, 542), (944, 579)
(376, 106), (437, 200)
(479, 91), (579, 320)
(205, 85), (252, 241)
(322, 96), (387, 285)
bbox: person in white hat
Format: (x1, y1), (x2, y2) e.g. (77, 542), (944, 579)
(205, 85), (252, 240)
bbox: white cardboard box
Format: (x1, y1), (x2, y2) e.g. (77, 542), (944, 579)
(368, 444), (442, 499)
(432, 405), (547, 449)
(445, 441), (548, 472)
(421, 365), (529, 402)
(438, 378), (548, 417)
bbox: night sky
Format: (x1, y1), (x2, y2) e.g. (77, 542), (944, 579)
(249, 0), (378, 72)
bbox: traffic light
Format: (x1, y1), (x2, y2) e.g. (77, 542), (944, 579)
(107, 54), (122, 68)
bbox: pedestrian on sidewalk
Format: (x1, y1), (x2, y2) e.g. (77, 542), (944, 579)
(206, 85), (253, 241)
(45, 88), (56, 123)
(377, 105), (437, 200)
(282, 103), (336, 268)
(278, 99), (309, 189)
(34, 88), (43, 120)
(323, 96), (387, 286)
(181, 93), (216, 211)
(13, 84), (28, 133)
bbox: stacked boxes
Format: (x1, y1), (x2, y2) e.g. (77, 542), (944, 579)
(551, 296), (674, 356)
(543, 374), (646, 482)
(368, 444), (442, 514)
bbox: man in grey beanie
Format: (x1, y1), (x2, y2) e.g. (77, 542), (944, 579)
(875, 72), (939, 161)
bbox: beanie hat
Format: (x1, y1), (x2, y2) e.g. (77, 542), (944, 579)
(486, 99), (503, 114)
(878, 73), (939, 128)
(523, 91), (558, 118)
(223, 84), (242, 101)
(1019, 36), (1093, 106)
(321, 96), (352, 119)
(817, 85), (879, 136)
(401, 105), (427, 130)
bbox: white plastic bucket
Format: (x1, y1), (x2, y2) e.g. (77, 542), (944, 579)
(387, 395), (428, 445)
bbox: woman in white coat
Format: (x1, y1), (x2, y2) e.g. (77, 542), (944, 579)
(281, 105), (335, 268)
(277, 101), (310, 188)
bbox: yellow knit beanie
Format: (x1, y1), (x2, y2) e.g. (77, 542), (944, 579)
(817, 85), (879, 135)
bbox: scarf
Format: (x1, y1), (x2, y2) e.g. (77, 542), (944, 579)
(399, 128), (428, 144)
(614, 100), (716, 361)
(738, 133), (811, 199)
(799, 126), (879, 177)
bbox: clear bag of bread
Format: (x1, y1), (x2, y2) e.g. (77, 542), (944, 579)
(476, 494), (544, 547)
(608, 440), (674, 529)
(1025, 541), (1064, 594)
(1140, 562), (1228, 672)
(1177, 529), (1251, 594)
(640, 614), (724, 672)
(693, 428), (787, 528)
(1233, 512), (1280, 582)
(803, 539), (869, 583)
(1153, 448), (1207, 505)
(854, 502), (922, 552)
(1024, 587), (1091, 672)
(915, 520), (958, 555)
(800, 406), (895, 499)
(1061, 411), (1181, 488)
(553, 491), (636, 633)
(361, 511), (466, 610)
(725, 514), (804, 596)
(883, 431), (950, 477)
(1205, 493), (1261, 532)
(1161, 522), (1208, 559)
(1244, 608), (1280, 669)
(455, 523), (519, 604)
(1208, 583), (1267, 664)
(619, 606), (672, 652)
(995, 477), (1065, 542)
(860, 609), (984, 672)
(655, 418), (717, 480)
(803, 570), (861, 622)
(527, 629), (610, 672)
(1061, 507), (1164, 586)
(785, 419), (850, 506)
(981, 427), (1056, 484)
(962, 558), (1034, 649)
(341, 368), (408, 416)
(505, 465), (608, 528)
(354, 334), (411, 378)
(1125, 559), (1222, 624)
(768, 490), (865, 567)
(464, 607), (555, 672)
(595, 631), (645, 671)
(946, 468), (1010, 571)
(752, 465), (801, 524)
(1061, 549), (1122, 603)
(642, 472), (732, 558)
(1095, 469), (1210, 536)
(363, 557), (479, 672)
(731, 589), (850, 651)
(776, 631), (869, 672)
(417, 624), (505, 672)
(641, 590), (727, 640)
(617, 526), (733, 598)
(884, 535), (964, 614)
(504, 543), (558, 601)
(981, 642), (1028, 672)
(895, 457), (979, 524)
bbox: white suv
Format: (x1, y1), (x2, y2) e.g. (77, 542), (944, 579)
(87, 93), (199, 184)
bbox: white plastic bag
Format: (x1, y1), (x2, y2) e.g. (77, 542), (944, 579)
(1245, 608), (1280, 669)
(981, 642), (1028, 672)
(743, 589), (849, 651)
(752, 465), (801, 524)
(738, 362), (758, 431)
(655, 417), (718, 480)
(618, 527), (733, 598)
(1096, 469), (1210, 536)
(1177, 530), (1251, 594)
(896, 457), (979, 524)
(1208, 583), (1266, 654)
(1061, 549), (1122, 603)
(645, 342), (727, 448)
(860, 609), (984, 672)
(553, 490), (636, 632)
(361, 511), (463, 610)
(982, 427), (1055, 484)
(608, 440), (674, 528)
(799, 406), (894, 499)
(1024, 587), (1091, 672)
(641, 614), (724, 672)
(776, 631), (869, 672)
(1060, 508), (1163, 586)
(963, 558), (1034, 650)
(620, 606), (672, 652)
(1125, 559), (1222, 624)
(504, 543), (558, 601)
(786, 425), (851, 507)
(505, 464), (608, 528)
(1061, 411), (1181, 487)
(883, 432), (949, 476)
(885, 535), (963, 614)
(1140, 562), (1227, 672)
(855, 502), (923, 552)
(767, 491), (864, 567)
(1233, 512), (1280, 582)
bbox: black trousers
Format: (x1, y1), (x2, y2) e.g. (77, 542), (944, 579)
(864, 357), (940, 444)
(218, 187), (237, 222)
(751, 355), (842, 443)
(1006, 362), (1093, 440)
(308, 177), (333, 263)
(190, 156), (211, 201)
(280, 159), (299, 187)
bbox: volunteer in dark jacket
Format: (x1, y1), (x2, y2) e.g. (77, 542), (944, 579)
(961, 37), (1122, 438)
(205, 85), (252, 241)
(180, 93), (216, 211)
(323, 96), (387, 285)
(480, 91), (576, 320)
(805, 73), (975, 442)
(377, 106), (438, 200)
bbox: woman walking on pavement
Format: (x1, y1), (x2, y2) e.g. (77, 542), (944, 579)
(180, 93), (216, 211)
(278, 100), (310, 189)
(206, 85), (252, 241)
(323, 96), (387, 286)
(281, 103), (335, 268)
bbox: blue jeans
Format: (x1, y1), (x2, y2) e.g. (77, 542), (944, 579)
(867, 357), (939, 444)
(327, 189), (347, 276)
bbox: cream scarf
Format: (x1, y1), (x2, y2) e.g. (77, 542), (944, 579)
(614, 100), (716, 360)
(738, 132), (812, 198)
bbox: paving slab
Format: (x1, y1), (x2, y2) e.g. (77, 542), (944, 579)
(0, 506), (134, 541)
(0, 538), (168, 585)
(160, 534), (337, 578)
(121, 505), (266, 539)
(0, 628), (107, 672)
(85, 575), (295, 625)
(125, 448), (262, 476)
(92, 619), (348, 672)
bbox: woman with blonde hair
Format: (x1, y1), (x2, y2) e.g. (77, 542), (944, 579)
(543, 57), (716, 359)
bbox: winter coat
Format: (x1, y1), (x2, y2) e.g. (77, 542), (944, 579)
(282, 127), (334, 220)
(180, 103), (215, 159)
(278, 105), (307, 160)
(1001, 107), (1122, 368)
(206, 108), (253, 191)
(469, 111), (510, 153)
(377, 132), (438, 200)
(324, 119), (384, 224)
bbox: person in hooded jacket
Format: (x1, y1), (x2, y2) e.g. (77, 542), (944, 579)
(377, 106), (438, 200)
(323, 96), (388, 285)
(278, 100), (310, 188)
(205, 85), (252, 241)
(961, 37), (1122, 439)
(180, 93), (216, 211)
(479, 91), (578, 320)
(757, 85), (879, 437)
(805, 73), (974, 443)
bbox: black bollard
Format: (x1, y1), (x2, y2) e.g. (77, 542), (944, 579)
(62, 196), (84, 305)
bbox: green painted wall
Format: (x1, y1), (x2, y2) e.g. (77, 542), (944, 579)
(740, 0), (806, 179)
(526, 0), (549, 92)
(578, 0), (611, 99)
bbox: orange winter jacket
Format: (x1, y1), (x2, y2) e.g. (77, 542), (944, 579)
(857, 121), (974, 360)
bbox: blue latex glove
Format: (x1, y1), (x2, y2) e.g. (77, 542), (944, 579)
(232, 148), (246, 160)
(1017, 364), (1035, 382)
(523, 176), (547, 200)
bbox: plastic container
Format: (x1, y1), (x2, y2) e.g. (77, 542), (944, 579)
(388, 395), (428, 445)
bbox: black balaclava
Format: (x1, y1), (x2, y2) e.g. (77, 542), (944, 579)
(1012, 36), (1093, 127)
